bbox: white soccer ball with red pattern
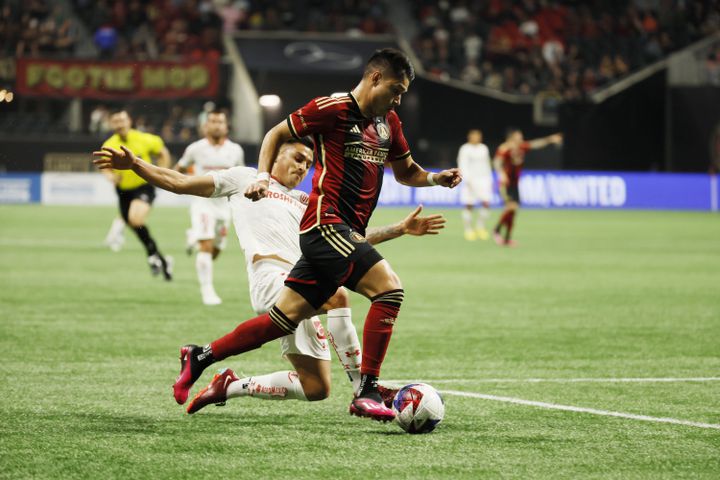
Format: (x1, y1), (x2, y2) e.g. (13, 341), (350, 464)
(392, 383), (445, 434)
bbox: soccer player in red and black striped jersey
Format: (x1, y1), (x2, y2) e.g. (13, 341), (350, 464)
(172, 48), (462, 422)
(493, 128), (562, 246)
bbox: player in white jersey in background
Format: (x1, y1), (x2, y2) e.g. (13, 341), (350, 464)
(175, 110), (244, 305)
(457, 129), (493, 241)
(93, 139), (445, 412)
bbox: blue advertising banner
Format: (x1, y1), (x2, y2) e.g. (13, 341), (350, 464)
(0, 173), (41, 204)
(298, 170), (719, 211)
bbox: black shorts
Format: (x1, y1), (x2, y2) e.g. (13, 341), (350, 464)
(501, 184), (520, 204)
(117, 184), (155, 222)
(285, 223), (384, 310)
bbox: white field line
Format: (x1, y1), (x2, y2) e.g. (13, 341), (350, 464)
(385, 377), (720, 384)
(439, 389), (720, 430)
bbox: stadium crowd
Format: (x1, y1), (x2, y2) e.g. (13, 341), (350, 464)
(412, 0), (720, 98)
(0, 1), (77, 57)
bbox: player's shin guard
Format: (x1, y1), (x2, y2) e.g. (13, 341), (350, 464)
(361, 289), (404, 378)
(209, 306), (296, 361)
(326, 308), (362, 393)
(227, 371), (308, 401)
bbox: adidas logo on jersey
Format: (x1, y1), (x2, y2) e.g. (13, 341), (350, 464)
(350, 125), (362, 135)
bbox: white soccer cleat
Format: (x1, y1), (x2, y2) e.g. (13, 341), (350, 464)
(201, 287), (222, 306)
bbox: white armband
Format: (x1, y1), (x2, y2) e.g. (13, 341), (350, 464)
(256, 172), (270, 182)
(426, 171), (437, 186)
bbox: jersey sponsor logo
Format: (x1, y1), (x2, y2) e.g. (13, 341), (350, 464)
(344, 143), (389, 165)
(265, 189), (306, 208)
(349, 231), (366, 243)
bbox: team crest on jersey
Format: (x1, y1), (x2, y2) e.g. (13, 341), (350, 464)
(375, 122), (390, 140)
(349, 231), (366, 243)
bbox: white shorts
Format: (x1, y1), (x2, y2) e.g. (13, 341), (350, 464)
(249, 261), (331, 361)
(190, 202), (230, 250)
(460, 177), (493, 205)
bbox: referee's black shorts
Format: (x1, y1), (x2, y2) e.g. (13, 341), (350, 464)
(116, 184), (156, 223)
(285, 223), (384, 310)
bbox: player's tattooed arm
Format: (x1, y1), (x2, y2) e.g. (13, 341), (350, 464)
(366, 205), (445, 245)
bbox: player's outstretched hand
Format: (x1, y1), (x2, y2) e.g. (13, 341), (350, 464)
(93, 145), (137, 170)
(402, 205), (446, 236)
(435, 168), (462, 188)
(550, 133), (563, 145)
(244, 180), (269, 201)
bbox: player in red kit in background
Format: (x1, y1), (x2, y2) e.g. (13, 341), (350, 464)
(170, 48), (462, 423)
(493, 128), (562, 246)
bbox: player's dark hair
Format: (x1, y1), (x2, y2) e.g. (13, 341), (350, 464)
(207, 109), (227, 118)
(365, 48), (415, 82)
(109, 108), (129, 117)
(505, 127), (521, 139)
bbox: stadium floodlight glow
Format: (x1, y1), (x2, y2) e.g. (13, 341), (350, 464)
(259, 95), (281, 108)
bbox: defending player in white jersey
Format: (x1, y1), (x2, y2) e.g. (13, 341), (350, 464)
(457, 129), (493, 241)
(93, 139), (445, 412)
(175, 110), (244, 305)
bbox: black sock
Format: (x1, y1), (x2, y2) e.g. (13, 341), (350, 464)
(191, 345), (216, 378)
(133, 226), (158, 257)
(358, 374), (382, 402)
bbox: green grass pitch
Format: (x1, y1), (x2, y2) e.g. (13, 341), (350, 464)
(1, 205), (718, 479)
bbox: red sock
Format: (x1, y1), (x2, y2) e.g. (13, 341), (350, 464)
(505, 211), (516, 240)
(361, 290), (403, 377)
(210, 312), (287, 361)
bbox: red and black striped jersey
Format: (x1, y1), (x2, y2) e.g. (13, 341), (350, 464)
(287, 92), (411, 235)
(496, 141), (530, 186)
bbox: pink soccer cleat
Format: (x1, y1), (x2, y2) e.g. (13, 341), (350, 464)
(186, 368), (239, 414)
(493, 231), (505, 246)
(173, 344), (204, 405)
(349, 396), (396, 422)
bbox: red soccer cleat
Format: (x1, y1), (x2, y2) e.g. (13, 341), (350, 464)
(173, 344), (204, 405)
(186, 368), (239, 414)
(349, 396), (396, 422)
(377, 384), (399, 409)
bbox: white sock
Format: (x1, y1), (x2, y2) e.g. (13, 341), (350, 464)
(477, 207), (490, 230)
(326, 307), (361, 394)
(462, 209), (474, 232)
(106, 217), (125, 243)
(196, 251), (214, 291)
(227, 371), (307, 401)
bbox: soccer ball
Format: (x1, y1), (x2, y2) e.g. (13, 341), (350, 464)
(392, 383), (445, 434)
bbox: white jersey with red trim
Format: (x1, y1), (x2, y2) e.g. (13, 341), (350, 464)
(209, 166), (308, 279)
(178, 138), (244, 211)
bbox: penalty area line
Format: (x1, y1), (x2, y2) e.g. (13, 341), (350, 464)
(439, 390), (720, 430)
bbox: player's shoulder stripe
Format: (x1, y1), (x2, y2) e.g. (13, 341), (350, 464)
(316, 96), (352, 110)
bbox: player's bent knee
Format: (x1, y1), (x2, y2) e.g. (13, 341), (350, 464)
(304, 384), (330, 401)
